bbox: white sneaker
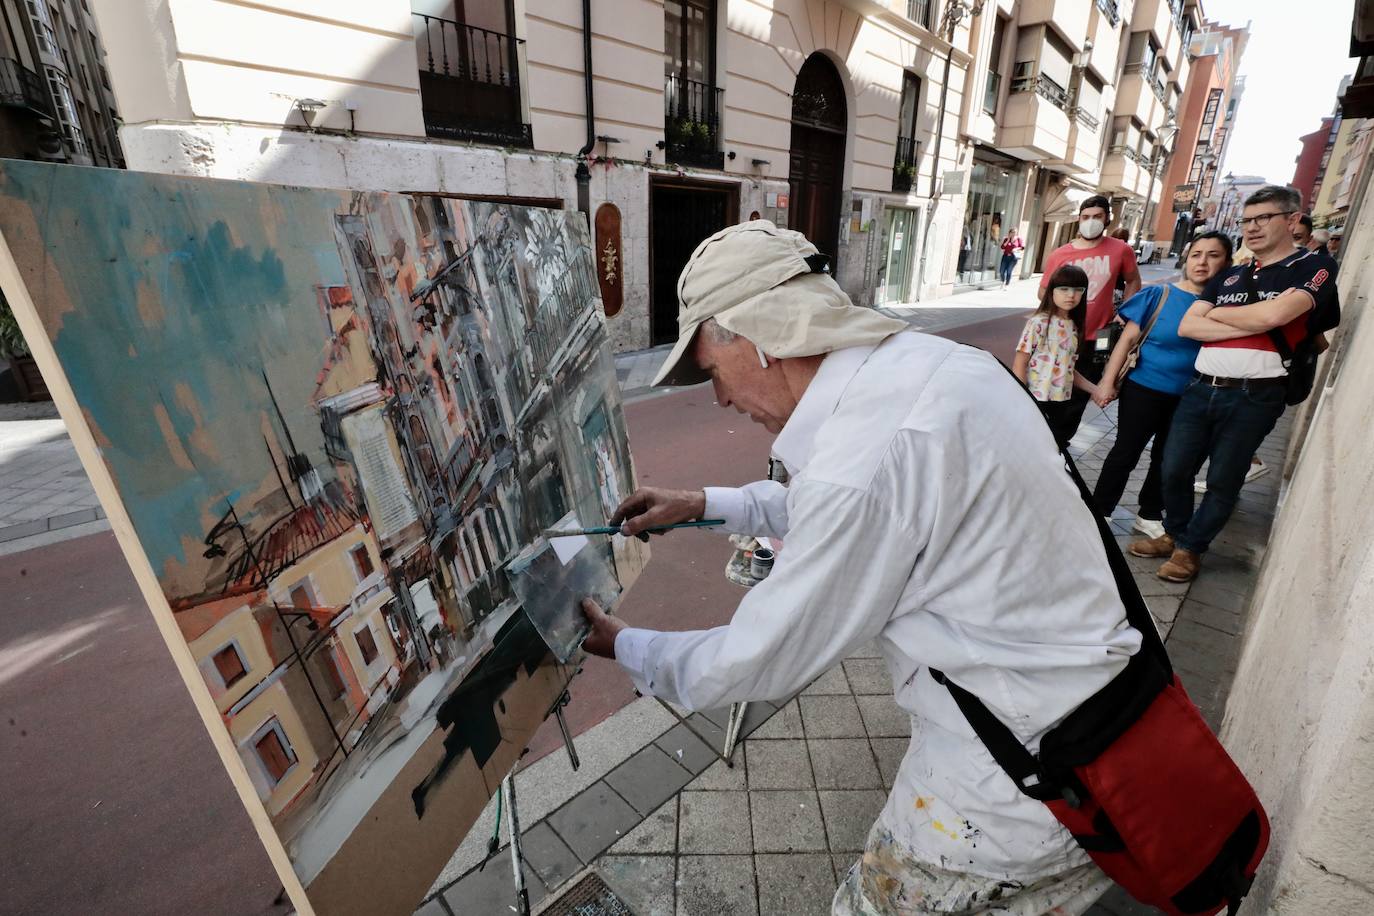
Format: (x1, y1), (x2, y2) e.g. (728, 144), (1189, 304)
(1196, 459), (1269, 494)
(1133, 517), (1166, 539)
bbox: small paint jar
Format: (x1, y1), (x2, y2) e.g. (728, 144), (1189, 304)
(750, 547), (775, 580)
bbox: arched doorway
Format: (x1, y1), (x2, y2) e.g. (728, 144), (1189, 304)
(789, 54), (848, 262)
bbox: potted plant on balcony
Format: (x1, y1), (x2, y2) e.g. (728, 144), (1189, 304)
(893, 161), (916, 191)
(0, 289), (48, 401)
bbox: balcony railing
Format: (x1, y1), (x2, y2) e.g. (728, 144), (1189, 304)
(983, 71), (1001, 116)
(1009, 63), (1067, 112)
(1076, 107), (1100, 132)
(892, 134), (918, 193)
(1095, 0), (1120, 26)
(414, 14), (532, 148)
(1109, 144), (1142, 164)
(1034, 74), (1068, 110)
(1127, 62), (1169, 105)
(0, 58), (51, 115)
(664, 74), (724, 170)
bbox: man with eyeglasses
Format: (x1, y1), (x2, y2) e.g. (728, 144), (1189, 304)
(1038, 195), (1142, 441)
(1129, 185), (1338, 583)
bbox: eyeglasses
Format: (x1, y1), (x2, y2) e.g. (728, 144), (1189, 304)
(1238, 211), (1294, 229)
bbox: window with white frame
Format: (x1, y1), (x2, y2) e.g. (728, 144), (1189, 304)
(250, 718), (297, 787)
(355, 623), (380, 667)
(211, 641), (249, 689)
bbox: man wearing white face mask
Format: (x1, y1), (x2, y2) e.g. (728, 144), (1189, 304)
(1038, 195), (1142, 440)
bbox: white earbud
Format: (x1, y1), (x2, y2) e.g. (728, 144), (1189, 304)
(756, 345), (770, 369)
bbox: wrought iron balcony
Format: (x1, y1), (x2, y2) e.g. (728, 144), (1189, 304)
(1010, 63), (1068, 112)
(664, 74), (724, 170)
(0, 58), (51, 115)
(1076, 107), (1100, 132)
(983, 71), (1001, 116)
(1109, 144), (1142, 165)
(413, 14), (532, 148)
(1034, 75), (1069, 110)
(892, 134), (918, 193)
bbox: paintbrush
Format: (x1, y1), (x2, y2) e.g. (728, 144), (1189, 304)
(542, 519), (726, 538)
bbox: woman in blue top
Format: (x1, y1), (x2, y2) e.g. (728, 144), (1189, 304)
(1091, 231), (1234, 536)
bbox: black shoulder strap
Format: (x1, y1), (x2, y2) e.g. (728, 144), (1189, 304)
(930, 360), (1172, 799)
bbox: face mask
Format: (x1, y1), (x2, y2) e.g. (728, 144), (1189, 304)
(1080, 218), (1106, 240)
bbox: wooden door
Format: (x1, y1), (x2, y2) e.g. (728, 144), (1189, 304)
(788, 54), (847, 263)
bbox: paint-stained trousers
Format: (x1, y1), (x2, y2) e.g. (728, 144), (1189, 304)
(832, 826), (1112, 915)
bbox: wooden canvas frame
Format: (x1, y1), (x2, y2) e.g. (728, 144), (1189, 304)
(0, 164), (645, 915)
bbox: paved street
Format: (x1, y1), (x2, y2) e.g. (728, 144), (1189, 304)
(1, 264), (1261, 916)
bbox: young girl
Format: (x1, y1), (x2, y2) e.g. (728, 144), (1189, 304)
(1012, 263), (1101, 447)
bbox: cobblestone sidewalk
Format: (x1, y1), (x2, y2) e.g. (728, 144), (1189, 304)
(420, 406), (1288, 916)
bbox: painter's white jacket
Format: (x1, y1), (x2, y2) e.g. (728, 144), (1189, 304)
(615, 331), (1142, 882)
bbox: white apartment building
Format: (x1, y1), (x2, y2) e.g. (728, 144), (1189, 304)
(93, 0), (996, 352)
(92, 0), (1198, 353)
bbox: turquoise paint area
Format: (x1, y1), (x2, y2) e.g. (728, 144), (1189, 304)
(0, 162), (361, 588)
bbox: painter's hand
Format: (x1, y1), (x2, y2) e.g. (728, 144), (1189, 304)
(610, 487), (707, 538)
(580, 598), (625, 659)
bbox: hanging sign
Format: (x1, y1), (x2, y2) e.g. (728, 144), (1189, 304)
(594, 202), (623, 318)
(1172, 184), (1198, 213)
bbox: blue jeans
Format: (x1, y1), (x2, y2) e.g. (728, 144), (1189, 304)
(1161, 379), (1286, 554)
(998, 253), (1017, 284)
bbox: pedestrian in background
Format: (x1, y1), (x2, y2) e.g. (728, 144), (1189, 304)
(1014, 264), (1101, 447)
(998, 228), (1024, 287)
(1293, 214), (1315, 249)
(1091, 232), (1234, 537)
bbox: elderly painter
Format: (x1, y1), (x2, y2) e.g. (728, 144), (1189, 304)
(580, 221), (1141, 914)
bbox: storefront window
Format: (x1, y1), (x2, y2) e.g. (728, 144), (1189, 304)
(876, 207), (921, 305)
(957, 159), (1024, 287)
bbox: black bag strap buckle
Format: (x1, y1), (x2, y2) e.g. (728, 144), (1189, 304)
(803, 253), (831, 275)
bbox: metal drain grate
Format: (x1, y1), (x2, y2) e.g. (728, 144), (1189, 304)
(538, 871), (637, 916)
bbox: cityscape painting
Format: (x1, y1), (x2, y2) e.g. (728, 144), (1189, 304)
(0, 160), (646, 915)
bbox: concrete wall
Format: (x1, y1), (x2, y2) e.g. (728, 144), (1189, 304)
(1220, 163), (1374, 913)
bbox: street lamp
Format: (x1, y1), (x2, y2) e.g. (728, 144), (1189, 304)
(1142, 116), (1178, 247)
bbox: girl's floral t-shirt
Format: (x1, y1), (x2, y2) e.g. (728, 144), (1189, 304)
(1017, 313), (1078, 402)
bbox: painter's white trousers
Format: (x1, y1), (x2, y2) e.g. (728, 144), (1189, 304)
(832, 824), (1113, 915)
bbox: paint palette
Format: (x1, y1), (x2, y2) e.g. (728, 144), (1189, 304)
(0, 161), (647, 915)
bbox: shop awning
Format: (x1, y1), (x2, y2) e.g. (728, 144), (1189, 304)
(1042, 184), (1095, 223)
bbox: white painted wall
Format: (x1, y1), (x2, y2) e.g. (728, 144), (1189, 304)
(93, 0), (982, 337)
(1220, 163), (1374, 912)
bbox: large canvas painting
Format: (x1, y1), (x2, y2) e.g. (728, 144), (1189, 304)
(0, 160), (646, 915)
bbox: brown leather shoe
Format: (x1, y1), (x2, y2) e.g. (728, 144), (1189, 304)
(1158, 548), (1201, 583)
(1128, 533), (1175, 558)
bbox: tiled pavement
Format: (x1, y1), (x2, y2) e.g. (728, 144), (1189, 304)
(2, 264), (1275, 914)
(422, 406), (1290, 915)
(0, 406), (107, 553)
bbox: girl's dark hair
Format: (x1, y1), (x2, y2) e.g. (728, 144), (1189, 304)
(1187, 230), (1234, 262)
(1037, 264), (1091, 338)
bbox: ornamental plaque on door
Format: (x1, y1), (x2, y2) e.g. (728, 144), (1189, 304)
(594, 202), (623, 318)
